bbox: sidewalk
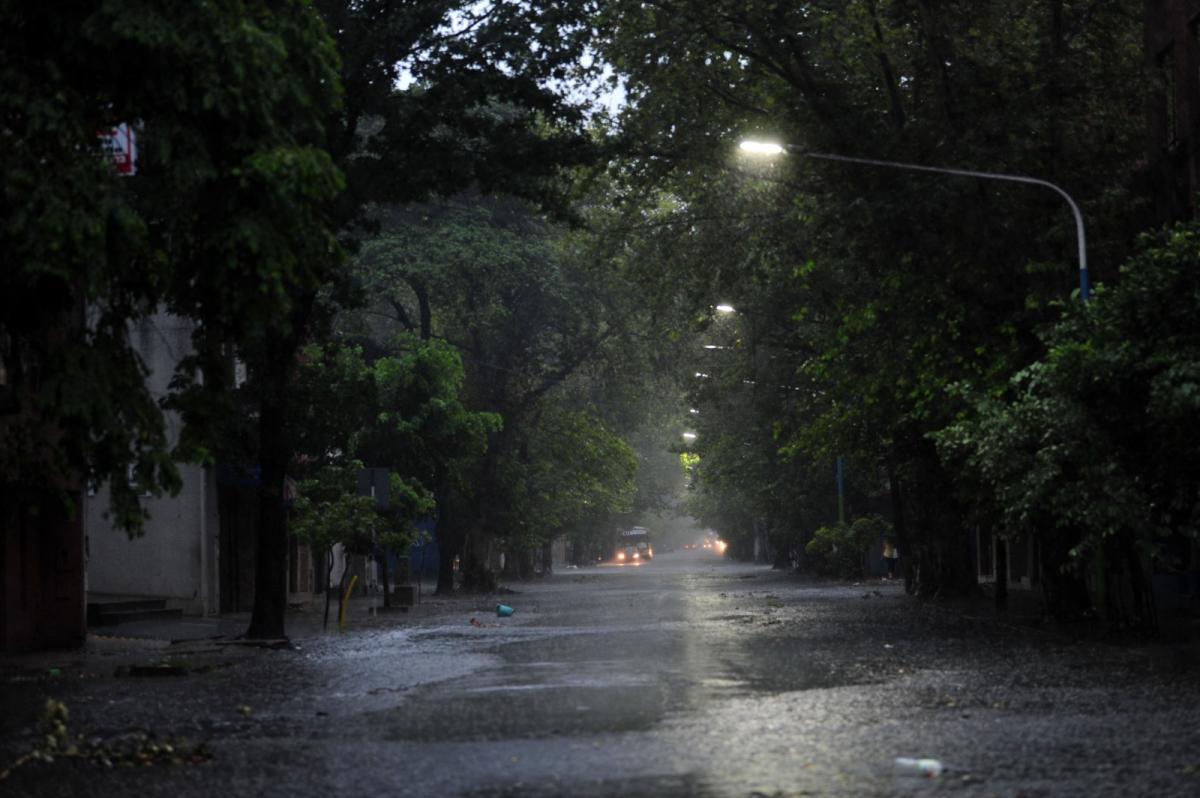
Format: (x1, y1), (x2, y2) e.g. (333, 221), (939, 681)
(91, 591), (475, 642)
(1, 591), (480, 680)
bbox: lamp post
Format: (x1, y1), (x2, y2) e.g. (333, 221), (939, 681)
(738, 140), (1090, 302)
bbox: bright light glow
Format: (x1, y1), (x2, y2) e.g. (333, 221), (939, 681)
(715, 304), (736, 314)
(715, 540), (728, 554)
(617, 551), (625, 561)
(739, 140), (786, 156)
(682, 432), (697, 442)
(689, 408), (700, 414)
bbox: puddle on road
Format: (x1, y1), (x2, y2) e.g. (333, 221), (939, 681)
(460, 667), (657, 696)
(461, 772), (722, 798)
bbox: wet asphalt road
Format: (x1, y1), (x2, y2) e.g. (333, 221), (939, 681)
(3, 551), (1200, 797)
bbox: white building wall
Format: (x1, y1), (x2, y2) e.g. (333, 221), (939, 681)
(84, 310), (219, 616)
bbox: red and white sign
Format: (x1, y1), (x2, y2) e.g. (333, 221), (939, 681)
(97, 123), (137, 176)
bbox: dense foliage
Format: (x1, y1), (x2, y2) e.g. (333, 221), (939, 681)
(9, 1), (1195, 642)
(341, 196), (651, 589)
(592, 0), (1187, 630)
(936, 225), (1200, 628)
(0, 1), (343, 533)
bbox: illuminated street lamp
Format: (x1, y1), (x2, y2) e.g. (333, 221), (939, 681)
(738, 139), (1090, 301)
(682, 431), (698, 442)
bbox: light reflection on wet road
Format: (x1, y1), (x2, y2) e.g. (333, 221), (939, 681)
(3, 551), (1199, 797)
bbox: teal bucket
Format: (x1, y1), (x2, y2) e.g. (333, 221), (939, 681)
(496, 604), (515, 617)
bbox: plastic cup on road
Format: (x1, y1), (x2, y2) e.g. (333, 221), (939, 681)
(894, 757), (944, 778)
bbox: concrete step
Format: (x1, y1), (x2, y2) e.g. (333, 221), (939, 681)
(94, 607), (184, 626)
(88, 598), (181, 626)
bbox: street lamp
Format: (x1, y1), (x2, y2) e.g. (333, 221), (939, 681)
(738, 139), (1090, 301)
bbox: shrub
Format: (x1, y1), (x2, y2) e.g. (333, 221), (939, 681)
(805, 515), (892, 579)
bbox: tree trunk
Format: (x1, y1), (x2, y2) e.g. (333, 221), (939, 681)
(462, 525), (498, 592)
(907, 445), (978, 598)
(501, 546), (520, 579)
(336, 555), (349, 629)
(244, 286), (314, 640)
(379, 546), (391, 609)
(436, 540), (458, 594)
(518, 547), (535, 580)
(245, 343), (292, 640)
(995, 536), (1009, 612)
(887, 458), (908, 565)
(1039, 529), (1089, 622)
(323, 545), (334, 630)
(1124, 534), (1157, 634)
(435, 485), (465, 595)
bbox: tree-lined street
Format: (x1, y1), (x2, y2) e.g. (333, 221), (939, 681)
(4, 2), (1200, 794)
(4, 553), (1198, 796)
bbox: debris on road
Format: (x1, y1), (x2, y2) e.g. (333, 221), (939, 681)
(894, 757), (945, 778)
(0, 700), (212, 783)
(127, 664), (186, 677)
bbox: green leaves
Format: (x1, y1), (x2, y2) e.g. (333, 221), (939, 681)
(806, 515), (891, 579)
(935, 224), (1200, 618)
(290, 461), (383, 556)
(1, 1), (345, 532)
(513, 408), (637, 546)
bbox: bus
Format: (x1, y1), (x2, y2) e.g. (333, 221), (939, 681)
(615, 526), (653, 563)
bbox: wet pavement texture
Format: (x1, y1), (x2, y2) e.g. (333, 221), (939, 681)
(3, 552), (1199, 797)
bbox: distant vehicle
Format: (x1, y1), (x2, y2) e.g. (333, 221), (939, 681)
(615, 526), (653, 563)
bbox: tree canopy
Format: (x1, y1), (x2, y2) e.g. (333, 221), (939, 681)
(1, 0), (343, 531)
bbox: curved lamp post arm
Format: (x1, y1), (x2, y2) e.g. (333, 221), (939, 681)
(782, 145), (1090, 301)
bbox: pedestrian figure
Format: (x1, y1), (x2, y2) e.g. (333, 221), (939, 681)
(882, 538), (899, 579)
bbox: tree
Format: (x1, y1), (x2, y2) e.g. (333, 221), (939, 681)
(344, 195), (647, 591)
(1, 2), (342, 546)
(498, 406), (637, 575)
(285, 338), (493, 609)
(935, 224), (1200, 632)
(289, 462), (381, 630)
(212, 0), (602, 637)
(806, 515), (892, 580)
(596, 0), (1148, 596)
